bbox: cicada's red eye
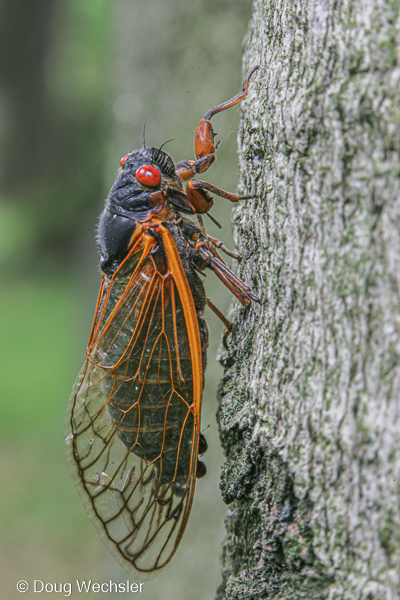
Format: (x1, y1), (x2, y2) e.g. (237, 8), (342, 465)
(120, 153), (131, 167)
(136, 164), (162, 187)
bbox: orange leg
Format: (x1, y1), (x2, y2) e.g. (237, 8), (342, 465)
(194, 239), (260, 307)
(194, 66), (259, 163)
(206, 298), (232, 349)
(175, 68), (261, 307)
(186, 179), (256, 213)
(197, 215), (241, 260)
(175, 66), (259, 184)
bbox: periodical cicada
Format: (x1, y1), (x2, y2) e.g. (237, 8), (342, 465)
(65, 67), (259, 580)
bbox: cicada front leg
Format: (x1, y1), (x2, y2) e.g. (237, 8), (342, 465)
(175, 68), (260, 341)
(175, 66), (259, 214)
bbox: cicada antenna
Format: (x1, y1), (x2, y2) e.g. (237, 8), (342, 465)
(142, 121), (146, 149)
(159, 138), (174, 151)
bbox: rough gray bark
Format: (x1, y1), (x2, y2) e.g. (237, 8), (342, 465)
(217, 1), (400, 599)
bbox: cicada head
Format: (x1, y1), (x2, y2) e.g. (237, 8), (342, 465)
(119, 146), (183, 190)
(112, 146), (194, 217)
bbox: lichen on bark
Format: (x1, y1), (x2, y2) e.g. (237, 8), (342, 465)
(217, 1), (400, 599)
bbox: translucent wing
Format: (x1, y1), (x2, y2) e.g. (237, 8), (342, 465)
(65, 224), (203, 580)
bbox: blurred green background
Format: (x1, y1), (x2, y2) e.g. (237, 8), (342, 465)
(0, 1), (252, 598)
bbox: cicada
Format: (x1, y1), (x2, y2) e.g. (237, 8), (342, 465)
(65, 67), (259, 580)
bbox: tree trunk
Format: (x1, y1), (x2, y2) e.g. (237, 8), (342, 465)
(217, 1), (400, 599)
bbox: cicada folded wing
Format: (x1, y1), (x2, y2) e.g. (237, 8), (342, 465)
(65, 226), (203, 579)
